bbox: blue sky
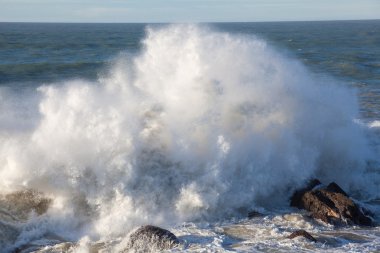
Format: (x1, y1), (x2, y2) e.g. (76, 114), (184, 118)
(1, 0), (379, 23)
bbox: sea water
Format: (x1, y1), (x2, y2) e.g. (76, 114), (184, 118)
(0, 21), (379, 252)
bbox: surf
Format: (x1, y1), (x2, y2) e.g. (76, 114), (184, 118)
(0, 24), (378, 251)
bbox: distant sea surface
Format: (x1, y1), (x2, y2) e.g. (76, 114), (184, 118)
(0, 21), (379, 252)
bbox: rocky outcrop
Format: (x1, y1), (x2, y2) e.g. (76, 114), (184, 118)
(287, 229), (317, 242)
(290, 180), (373, 226)
(290, 179), (322, 207)
(124, 225), (180, 252)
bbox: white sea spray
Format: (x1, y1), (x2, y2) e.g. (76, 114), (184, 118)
(0, 24), (378, 251)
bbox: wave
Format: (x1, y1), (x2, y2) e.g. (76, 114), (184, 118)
(0, 24), (378, 248)
(369, 120), (380, 128)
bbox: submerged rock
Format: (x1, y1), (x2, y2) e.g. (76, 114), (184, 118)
(290, 180), (373, 226)
(124, 225), (180, 252)
(287, 229), (317, 242)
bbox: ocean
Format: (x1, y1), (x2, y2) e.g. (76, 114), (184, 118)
(0, 20), (379, 252)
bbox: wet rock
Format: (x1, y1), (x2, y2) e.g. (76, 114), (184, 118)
(287, 229), (317, 242)
(290, 179), (321, 207)
(325, 182), (348, 197)
(124, 225), (180, 252)
(290, 180), (373, 226)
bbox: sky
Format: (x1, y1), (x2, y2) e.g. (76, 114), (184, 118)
(0, 0), (379, 23)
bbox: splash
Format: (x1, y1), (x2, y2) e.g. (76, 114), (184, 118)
(0, 25), (377, 248)
(369, 120), (380, 128)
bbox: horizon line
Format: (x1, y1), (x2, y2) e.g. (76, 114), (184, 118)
(1, 18), (379, 24)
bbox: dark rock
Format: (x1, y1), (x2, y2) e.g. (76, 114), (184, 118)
(290, 179), (321, 208)
(290, 180), (373, 226)
(125, 225), (180, 252)
(248, 210), (263, 219)
(300, 190), (341, 224)
(287, 229), (317, 242)
(321, 189), (372, 226)
(326, 182), (348, 197)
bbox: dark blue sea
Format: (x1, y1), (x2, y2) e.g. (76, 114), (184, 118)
(0, 21), (379, 252)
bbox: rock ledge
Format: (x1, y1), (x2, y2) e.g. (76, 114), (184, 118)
(290, 180), (372, 226)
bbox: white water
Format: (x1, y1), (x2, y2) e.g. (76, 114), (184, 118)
(0, 24), (379, 252)
(369, 120), (380, 128)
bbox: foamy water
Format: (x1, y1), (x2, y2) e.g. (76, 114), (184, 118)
(0, 24), (379, 252)
(369, 120), (380, 129)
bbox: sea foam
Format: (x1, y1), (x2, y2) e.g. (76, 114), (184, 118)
(0, 25), (377, 247)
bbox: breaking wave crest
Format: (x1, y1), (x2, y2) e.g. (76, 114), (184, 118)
(0, 24), (378, 248)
